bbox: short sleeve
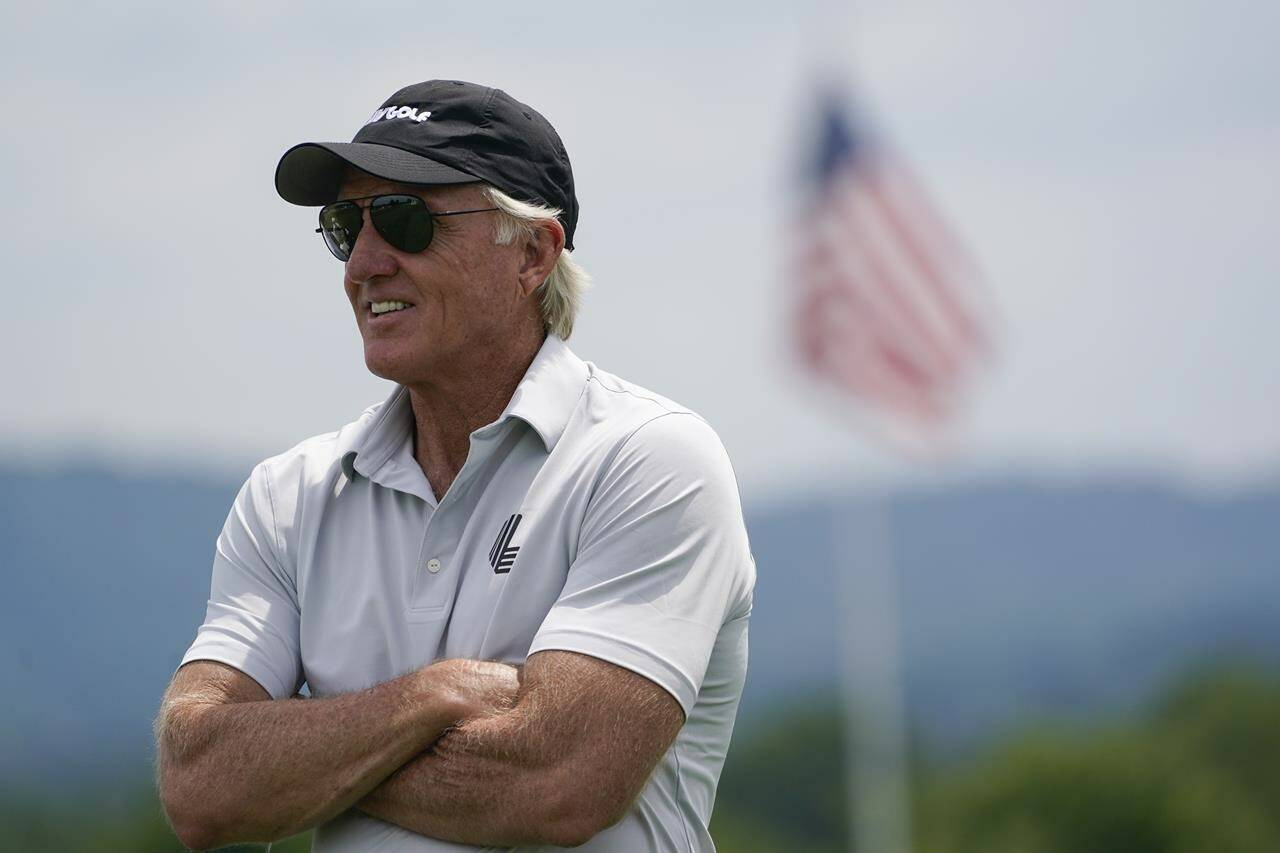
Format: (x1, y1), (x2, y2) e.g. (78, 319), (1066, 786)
(529, 412), (755, 716)
(179, 460), (302, 699)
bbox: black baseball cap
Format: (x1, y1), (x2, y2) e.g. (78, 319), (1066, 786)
(275, 80), (578, 250)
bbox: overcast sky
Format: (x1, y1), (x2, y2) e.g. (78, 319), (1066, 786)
(2, 0), (1277, 501)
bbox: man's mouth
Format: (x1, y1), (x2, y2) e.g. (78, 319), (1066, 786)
(369, 300), (415, 316)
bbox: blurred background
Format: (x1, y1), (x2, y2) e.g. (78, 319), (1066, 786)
(2, 0), (1278, 850)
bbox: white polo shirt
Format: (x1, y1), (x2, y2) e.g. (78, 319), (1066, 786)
(181, 333), (756, 852)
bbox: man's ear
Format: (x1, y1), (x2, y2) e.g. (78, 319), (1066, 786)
(517, 219), (566, 298)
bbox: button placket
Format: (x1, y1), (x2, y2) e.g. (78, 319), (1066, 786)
(407, 506), (445, 617)
(409, 423), (511, 616)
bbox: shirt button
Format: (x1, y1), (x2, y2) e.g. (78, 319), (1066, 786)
(426, 558), (442, 574)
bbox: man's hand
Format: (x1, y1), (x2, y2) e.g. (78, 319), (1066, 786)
(424, 658), (521, 721)
(155, 657), (518, 850)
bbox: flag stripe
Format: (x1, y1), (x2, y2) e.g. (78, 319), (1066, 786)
(863, 169), (985, 356)
(795, 260), (946, 420)
(803, 225), (939, 383)
(829, 177), (963, 384)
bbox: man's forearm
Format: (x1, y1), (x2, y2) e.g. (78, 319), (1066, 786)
(356, 651), (683, 848)
(156, 660), (514, 849)
(358, 708), (581, 847)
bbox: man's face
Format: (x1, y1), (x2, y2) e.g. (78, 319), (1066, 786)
(336, 172), (530, 385)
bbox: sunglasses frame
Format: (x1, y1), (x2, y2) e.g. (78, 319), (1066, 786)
(315, 193), (499, 261)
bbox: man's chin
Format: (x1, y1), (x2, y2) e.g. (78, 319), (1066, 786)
(364, 352), (434, 386)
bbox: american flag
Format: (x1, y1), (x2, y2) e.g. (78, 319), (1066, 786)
(794, 91), (990, 433)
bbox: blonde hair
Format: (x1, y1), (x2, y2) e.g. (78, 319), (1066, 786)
(483, 185), (590, 340)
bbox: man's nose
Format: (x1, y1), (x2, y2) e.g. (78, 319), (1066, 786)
(344, 209), (398, 281)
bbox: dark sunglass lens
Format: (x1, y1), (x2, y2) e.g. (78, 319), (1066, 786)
(371, 195), (432, 253)
(319, 202), (362, 261)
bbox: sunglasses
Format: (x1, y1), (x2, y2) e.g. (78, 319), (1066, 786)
(316, 194), (498, 261)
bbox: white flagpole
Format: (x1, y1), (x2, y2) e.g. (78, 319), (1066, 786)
(834, 490), (912, 853)
(799, 1), (927, 848)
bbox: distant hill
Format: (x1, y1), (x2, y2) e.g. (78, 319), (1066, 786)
(744, 481), (1280, 751)
(0, 463), (242, 787)
(2, 461), (1278, 788)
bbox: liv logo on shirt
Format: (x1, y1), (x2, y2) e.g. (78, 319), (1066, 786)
(489, 513), (522, 574)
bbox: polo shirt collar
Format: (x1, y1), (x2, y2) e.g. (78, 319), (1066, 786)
(496, 333), (589, 451)
(340, 334), (588, 486)
(339, 383), (417, 494)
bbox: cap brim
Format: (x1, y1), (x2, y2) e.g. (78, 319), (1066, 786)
(274, 142), (480, 206)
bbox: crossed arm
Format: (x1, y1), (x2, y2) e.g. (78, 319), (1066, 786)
(156, 649), (684, 849)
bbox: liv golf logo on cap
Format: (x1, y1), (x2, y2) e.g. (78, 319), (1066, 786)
(365, 105), (432, 126)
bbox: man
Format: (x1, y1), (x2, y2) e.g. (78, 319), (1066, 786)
(156, 79), (755, 852)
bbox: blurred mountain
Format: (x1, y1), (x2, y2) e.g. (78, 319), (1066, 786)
(2, 462), (1278, 788)
(744, 481), (1280, 753)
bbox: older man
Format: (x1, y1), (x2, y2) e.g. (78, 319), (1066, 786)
(156, 79), (755, 852)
